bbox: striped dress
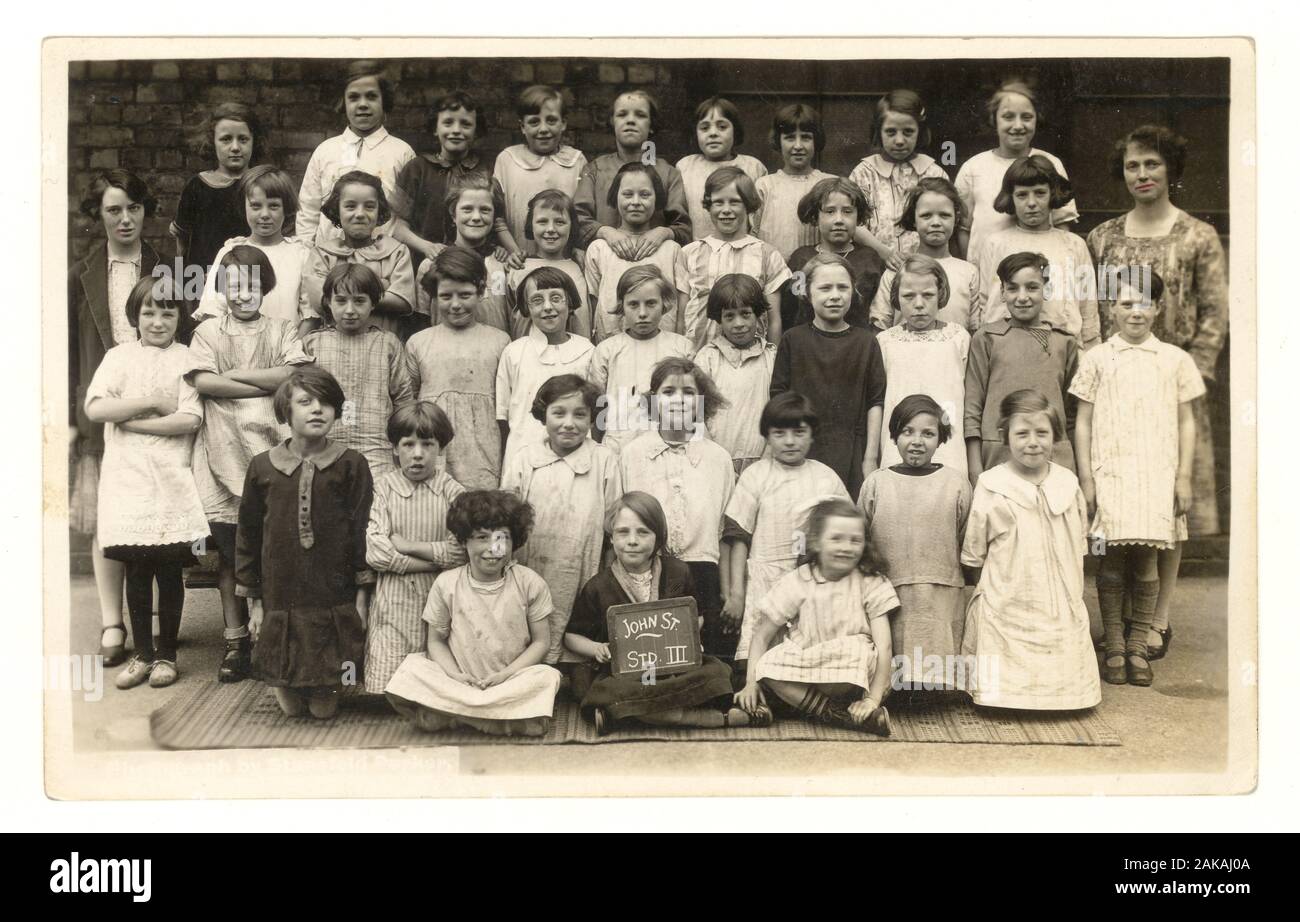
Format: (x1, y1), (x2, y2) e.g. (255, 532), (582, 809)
(754, 564), (900, 691)
(1068, 334), (1205, 548)
(303, 326), (416, 479)
(363, 469), (466, 693)
(675, 234), (791, 350)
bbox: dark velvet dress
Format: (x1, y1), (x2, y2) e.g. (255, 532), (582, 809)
(394, 152), (491, 271)
(770, 324), (887, 500)
(568, 557), (735, 721)
(236, 441), (375, 688)
(782, 244), (884, 333)
(174, 174), (247, 295)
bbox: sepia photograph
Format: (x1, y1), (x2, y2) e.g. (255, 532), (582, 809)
(41, 35), (1256, 800)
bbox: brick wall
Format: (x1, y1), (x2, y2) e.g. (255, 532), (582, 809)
(67, 56), (713, 262)
(66, 55), (1234, 536)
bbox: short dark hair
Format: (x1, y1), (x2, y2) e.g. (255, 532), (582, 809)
(606, 161), (667, 213)
(649, 357), (729, 424)
(530, 374), (601, 424)
(429, 90), (484, 135)
(421, 245), (487, 297)
(338, 61), (396, 114)
(80, 169), (158, 220)
(238, 165), (299, 235)
(996, 251), (1051, 286)
(446, 490), (535, 548)
(993, 154), (1073, 215)
(770, 102), (825, 152)
(605, 491), (669, 559)
(123, 273), (187, 334)
(997, 388), (1065, 444)
(216, 244), (278, 297)
(705, 273), (767, 323)
(524, 189), (578, 256)
(1099, 264), (1166, 306)
(320, 263), (384, 324)
(694, 96), (745, 146)
(273, 365), (347, 425)
(1110, 124), (1189, 184)
(796, 177), (870, 227)
(888, 394), (952, 444)
(889, 254), (950, 313)
(514, 266), (581, 318)
(702, 166), (760, 214)
(759, 391), (819, 437)
(872, 89), (931, 151)
(896, 176), (966, 232)
(322, 170), (392, 228)
(387, 401), (454, 449)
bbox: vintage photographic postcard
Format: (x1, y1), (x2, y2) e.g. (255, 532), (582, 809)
(41, 35), (1256, 799)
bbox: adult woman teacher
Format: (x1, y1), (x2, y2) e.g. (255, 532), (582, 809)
(1086, 124), (1228, 659)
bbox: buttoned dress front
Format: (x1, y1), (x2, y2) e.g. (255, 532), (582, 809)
(618, 431), (736, 567)
(236, 441), (376, 688)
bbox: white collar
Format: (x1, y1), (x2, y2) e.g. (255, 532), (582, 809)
(980, 462), (1078, 515)
(503, 144), (582, 171)
(700, 234), (759, 252)
(341, 125), (392, 151)
(1108, 333), (1160, 353)
(863, 151), (937, 178)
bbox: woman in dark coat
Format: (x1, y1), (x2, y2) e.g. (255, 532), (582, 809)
(69, 169), (164, 665)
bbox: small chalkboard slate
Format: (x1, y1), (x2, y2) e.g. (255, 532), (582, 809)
(606, 596), (702, 678)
